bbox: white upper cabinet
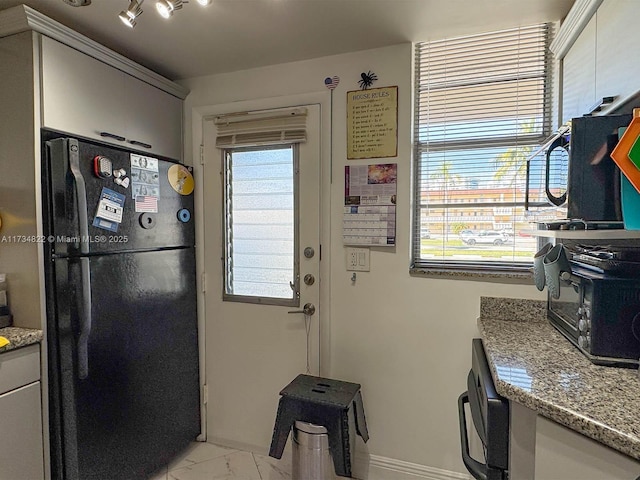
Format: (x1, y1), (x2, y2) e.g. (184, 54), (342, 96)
(558, 0), (640, 122)
(561, 16), (596, 121)
(41, 35), (182, 160)
(594, 0), (640, 111)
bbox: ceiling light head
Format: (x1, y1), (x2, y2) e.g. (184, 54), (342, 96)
(119, 0), (144, 28)
(62, 0), (91, 6)
(156, 0), (183, 19)
(196, 0), (213, 5)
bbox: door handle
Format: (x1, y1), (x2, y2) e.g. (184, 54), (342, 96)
(288, 303), (315, 316)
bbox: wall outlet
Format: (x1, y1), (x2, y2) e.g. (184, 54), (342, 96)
(346, 247), (370, 271)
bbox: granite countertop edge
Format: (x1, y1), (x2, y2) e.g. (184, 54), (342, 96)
(0, 326), (43, 353)
(478, 296), (640, 461)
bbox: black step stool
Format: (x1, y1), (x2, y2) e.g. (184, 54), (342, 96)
(268, 374), (369, 478)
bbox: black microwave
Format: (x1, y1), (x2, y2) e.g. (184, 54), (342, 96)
(548, 264), (640, 367)
(531, 114), (632, 223)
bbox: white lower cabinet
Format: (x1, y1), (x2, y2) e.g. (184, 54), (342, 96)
(0, 344), (44, 480)
(534, 416), (640, 480)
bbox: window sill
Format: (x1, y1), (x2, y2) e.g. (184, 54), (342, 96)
(410, 266), (533, 283)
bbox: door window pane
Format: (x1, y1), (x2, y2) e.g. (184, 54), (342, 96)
(223, 145), (298, 305)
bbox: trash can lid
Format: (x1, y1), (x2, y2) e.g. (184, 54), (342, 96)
(294, 421), (328, 435)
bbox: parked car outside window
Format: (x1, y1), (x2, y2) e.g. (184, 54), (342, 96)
(459, 230), (510, 246)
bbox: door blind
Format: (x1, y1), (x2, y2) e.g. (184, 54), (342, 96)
(412, 23), (554, 272)
(215, 107), (307, 148)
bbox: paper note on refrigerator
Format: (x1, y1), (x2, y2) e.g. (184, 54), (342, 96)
(93, 187), (125, 232)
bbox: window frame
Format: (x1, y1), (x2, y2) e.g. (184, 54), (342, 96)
(411, 23), (554, 274)
(221, 143), (301, 306)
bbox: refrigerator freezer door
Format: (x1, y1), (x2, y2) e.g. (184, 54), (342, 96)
(48, 248), (200, 480)
(44, 136), (195, 256)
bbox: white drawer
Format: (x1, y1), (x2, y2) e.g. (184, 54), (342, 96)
(0, 344), (40, 395)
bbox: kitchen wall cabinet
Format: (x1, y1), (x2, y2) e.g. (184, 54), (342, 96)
(0, 344), (44, 480)
(560, 0), (640, 121)
(561, 15), (596, 120)
(41, 35), (183, 160)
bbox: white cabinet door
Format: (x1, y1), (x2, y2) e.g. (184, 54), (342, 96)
(562, 15), (596, 121)
(40, 35), (182, 159)
(0, 382), (44, 480)
(535, 416), (640, 480)
(123, 74), (183, 160)
(595, 0), (640, 108)
(41, 35), (126, 142)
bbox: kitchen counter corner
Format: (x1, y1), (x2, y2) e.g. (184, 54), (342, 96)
(0, 327), (43, 354)
(478, 297), (640, 461)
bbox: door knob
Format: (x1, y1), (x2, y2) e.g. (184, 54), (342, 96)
(288, 303), (316, 316)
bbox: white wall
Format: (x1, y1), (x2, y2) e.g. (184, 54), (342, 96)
(180, 43), (545, 475)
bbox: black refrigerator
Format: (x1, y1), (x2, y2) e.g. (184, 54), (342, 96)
(42, 131), (200, 480)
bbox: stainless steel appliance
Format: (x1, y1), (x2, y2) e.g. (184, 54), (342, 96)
(42, 131), (200, 480)
(458, 339), (509, 480)
(547, 262), (640, 367)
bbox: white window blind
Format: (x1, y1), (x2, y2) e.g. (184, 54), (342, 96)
(222, 145), (299, 306)
(215, 107), (307, 148)
(412, 23), (554, 272)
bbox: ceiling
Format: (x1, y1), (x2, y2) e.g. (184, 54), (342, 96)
(0, 0), (575, 81)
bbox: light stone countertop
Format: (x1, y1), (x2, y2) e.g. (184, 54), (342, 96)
(478, 296), (640, 461)
(0, 326), (43, 353)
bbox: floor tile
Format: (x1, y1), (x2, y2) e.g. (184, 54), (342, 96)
(168, 451), (261, 480)
(168, 442), (240, 471)
(149, 466), (168, 480)
(253, 452), (292, 480)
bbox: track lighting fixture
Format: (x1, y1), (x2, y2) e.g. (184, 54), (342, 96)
(118, 0), (212, 27)
(155, 0), (184, 19)
(119, 0), (144, 28)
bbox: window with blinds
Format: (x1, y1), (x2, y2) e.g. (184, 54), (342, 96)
(216, 107), (307, 305)
(412, 23), (554, 272)
(223, 145), (299, 305)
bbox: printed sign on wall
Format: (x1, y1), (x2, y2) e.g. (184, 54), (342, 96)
(347, 86), (398, 159)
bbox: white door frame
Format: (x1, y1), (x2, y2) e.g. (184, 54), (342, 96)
(190, 92), (332, 443)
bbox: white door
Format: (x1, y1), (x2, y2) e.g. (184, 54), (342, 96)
(202, 104), (322, 449)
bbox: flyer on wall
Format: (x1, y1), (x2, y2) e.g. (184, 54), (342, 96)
(343, 163), (397, 246)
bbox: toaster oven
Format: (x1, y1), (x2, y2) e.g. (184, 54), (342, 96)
(548, 264), (640, 367)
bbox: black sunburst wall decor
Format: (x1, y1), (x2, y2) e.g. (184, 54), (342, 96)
(358, 71), (378, 90)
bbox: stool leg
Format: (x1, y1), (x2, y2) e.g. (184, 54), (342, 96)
(326, 409), (351, 477)
(353, 391), (369, 443)
(269, 398), (296, 459)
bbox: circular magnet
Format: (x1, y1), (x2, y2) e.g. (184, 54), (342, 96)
(177, 208), (191, 223)
(139, 213), (156, 229)
(168, 164), (195, 195)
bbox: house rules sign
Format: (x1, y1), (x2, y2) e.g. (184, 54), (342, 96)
(347, 86), (398, 159)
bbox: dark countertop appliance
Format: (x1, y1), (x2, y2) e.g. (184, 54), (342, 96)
(42, 131), (200, 480)
(566, 114), (632, 222)
(532, 114), (632, 227)
(548, 260), (640, 368)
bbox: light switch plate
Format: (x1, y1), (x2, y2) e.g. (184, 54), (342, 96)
(346, 247), (370, 271)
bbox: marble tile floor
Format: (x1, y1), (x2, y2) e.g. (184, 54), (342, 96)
(150, 441), (293, 480)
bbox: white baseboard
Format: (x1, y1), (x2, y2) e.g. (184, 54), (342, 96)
(367, 455), (470, 480)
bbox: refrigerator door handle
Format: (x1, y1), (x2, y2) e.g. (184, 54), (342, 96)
(68, 139), (93, 378)
(68, 138), (90, 254)
(77, 257), (92, 379)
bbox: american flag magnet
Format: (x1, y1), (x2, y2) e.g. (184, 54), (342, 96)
(324, 76), (340, 90)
